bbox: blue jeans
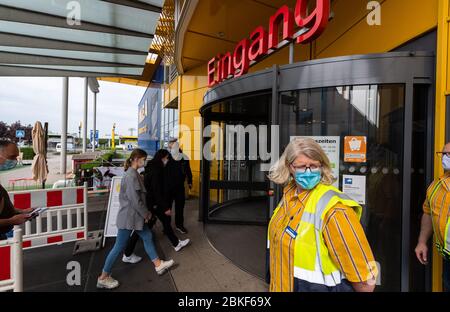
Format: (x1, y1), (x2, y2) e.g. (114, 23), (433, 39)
(102, 227), (159, 274)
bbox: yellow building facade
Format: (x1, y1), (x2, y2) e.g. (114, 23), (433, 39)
(164, 0), (449, 291)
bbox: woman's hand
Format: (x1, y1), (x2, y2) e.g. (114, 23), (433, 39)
(144, 212), (152, 223)
(165, 209), (172, 216)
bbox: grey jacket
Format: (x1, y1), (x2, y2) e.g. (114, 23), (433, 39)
(116, 167), (148, 231)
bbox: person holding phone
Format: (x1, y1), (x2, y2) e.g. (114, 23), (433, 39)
(0, 140), (33, 240)
(123, 149), (190, 263)
(97, 149), (174, 289)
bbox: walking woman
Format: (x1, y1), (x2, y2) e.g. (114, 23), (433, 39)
(97, 149), (174, 290)
(267, 138), (378, 292)
(123, 149), (190, 261)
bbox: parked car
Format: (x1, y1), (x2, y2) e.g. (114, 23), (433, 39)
(56, 143), (75, 153)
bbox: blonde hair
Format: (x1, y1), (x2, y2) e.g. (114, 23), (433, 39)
(268, 137), (336, 186)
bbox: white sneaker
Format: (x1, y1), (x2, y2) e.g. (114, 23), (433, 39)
(155, 259), (174, 275)
(122, 254), (142, 264)
(174, 239), (190, 252)
(97, 276), (119, 289)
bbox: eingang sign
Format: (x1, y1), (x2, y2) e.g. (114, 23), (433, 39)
(207, 0), (330, 87)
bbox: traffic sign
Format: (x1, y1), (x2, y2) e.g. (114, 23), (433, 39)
(15, 130), (25, 138)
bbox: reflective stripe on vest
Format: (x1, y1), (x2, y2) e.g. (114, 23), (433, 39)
(446, 221), (450, 254)
(428, 181), (450, 257)
(437, 221), (450, 257)
(293, 184), (362, 287)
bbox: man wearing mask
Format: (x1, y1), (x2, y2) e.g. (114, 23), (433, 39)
(415, 142), (450, 292)
(0, 140), (32, 240)
(167, 139), (190, 234)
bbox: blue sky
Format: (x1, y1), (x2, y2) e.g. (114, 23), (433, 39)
(0, 77), (146, 138)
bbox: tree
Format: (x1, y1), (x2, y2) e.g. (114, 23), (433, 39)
(0, 121), (33, 143)
(0, 121), (8, 139)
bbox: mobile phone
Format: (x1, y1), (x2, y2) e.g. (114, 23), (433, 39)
(29, 208), (48, 220)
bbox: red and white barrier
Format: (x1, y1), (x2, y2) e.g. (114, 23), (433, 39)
(9, 183), (88, 250)
(0, 227), (23, 292)
(0, 184), (88, 292)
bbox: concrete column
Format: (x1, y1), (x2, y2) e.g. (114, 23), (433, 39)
(82, 78), (88, 153)
(92, 92), (97, 152)
(60, 77), (69, 175)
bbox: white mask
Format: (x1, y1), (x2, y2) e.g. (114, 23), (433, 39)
(443, 154), (450, 171)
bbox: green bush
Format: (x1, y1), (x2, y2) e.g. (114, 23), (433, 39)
(20, 147), (35, 160)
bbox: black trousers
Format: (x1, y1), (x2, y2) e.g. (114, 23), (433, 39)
(124, 208), (179, 257)
(169, 186), (185, 228)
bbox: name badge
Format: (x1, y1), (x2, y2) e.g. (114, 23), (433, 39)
(285, 226), (297, 239)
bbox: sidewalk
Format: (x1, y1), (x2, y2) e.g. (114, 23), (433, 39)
(20, 194), (268, 292)
(157, 199), (268, 292)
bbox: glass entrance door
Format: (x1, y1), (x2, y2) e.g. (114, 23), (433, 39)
(279, 83), (433, 291)
(202, 92), (272, 225)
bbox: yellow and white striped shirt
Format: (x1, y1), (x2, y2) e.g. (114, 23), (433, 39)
(268, 182), (377, 292)
(423, 173), (450, 253)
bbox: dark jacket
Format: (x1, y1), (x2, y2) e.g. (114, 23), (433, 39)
(0, 184), (17, 235)
(165, 155), (186, 191)
(144, 161), (170, 213)
(180, 150), (193, 186)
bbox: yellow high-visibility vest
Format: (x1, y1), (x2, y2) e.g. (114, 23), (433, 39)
(268, 183), (362, 287)
(428, 181), (450, 257)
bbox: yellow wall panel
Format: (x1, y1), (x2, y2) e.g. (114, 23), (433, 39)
(180, 87), (209, 112)
(181, 65), (208, 92)
(316, 0), (438, 58)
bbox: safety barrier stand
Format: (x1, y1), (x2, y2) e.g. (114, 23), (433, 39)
(0, 183), (89, 292)
(0, 227), (23, 292)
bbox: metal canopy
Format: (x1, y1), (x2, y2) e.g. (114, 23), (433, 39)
(0, 0), (164, 77)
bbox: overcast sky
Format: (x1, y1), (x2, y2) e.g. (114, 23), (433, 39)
(0, 77), (146, 138)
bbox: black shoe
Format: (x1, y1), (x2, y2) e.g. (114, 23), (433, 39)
(176, 226), (188, 234)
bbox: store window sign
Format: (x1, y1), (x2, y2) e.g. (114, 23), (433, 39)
(138, 99), (148, 124)
(291, 136), (340, 188)
(344, 136), (367, 163)
(208, 0), (330, 87)
(342, 175), (367, 205)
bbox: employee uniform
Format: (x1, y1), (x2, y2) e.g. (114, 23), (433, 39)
(423, 172), (450, 292)
(268, 182), (378, 292)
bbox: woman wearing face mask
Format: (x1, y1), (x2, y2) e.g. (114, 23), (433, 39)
(123, 149), (190, 262)
(267, 138), (377, 292)
(97, 149), (174, 289)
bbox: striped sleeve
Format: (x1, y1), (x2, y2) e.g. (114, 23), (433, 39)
(323, 204), (378, 283)
(422, 180), (437, 215)
(422, 197), (431, 215)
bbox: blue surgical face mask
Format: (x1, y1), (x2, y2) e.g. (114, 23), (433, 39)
(0, 159), (17, 171)
(294, 169), (322, 190)
(443, 155), (450, 171)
